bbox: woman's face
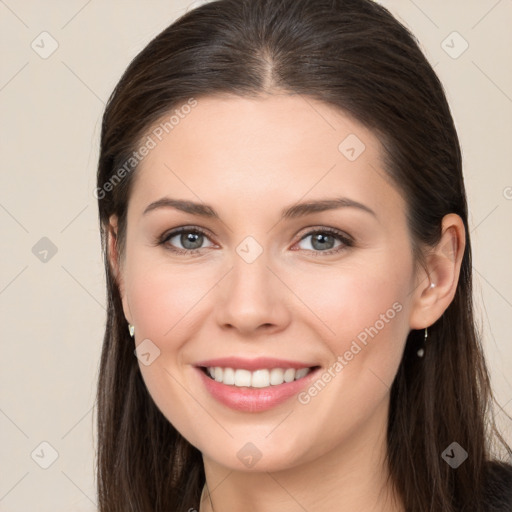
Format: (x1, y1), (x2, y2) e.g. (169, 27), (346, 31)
(112, 93), (422, 472)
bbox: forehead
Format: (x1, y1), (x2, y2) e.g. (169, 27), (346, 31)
(129, 93), (402, 222)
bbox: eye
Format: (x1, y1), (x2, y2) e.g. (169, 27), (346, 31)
(156, 226), (353, 256)
(158, 227), (215, 255)
(294, 227), (353, 256)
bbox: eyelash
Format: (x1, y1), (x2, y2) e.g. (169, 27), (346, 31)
(156, 226), (354, 257)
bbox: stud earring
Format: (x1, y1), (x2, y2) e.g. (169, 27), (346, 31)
(128, 323), (135, 337)
(417, 327), (428, 357)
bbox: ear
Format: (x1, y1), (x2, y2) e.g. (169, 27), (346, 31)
(106, 214), (132, 325)
(409, 213), (466, 330)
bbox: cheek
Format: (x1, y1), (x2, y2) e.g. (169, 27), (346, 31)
(285, 259), (411, 448)
(125, 256), (213, 341)
(123, 259), (213, 436)
(292, 254), (412, 373)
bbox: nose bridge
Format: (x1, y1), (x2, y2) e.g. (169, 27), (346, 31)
(215, 235), (288, 333)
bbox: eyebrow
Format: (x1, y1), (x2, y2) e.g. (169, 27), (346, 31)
(142, 196), (376, 219)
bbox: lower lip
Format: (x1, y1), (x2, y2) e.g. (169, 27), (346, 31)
(195, 366), (321, 412)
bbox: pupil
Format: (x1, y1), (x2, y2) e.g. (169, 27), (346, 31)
(182, 232), (202, 249)
(312, 233), (334, 250)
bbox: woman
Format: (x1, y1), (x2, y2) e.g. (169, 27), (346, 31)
(95, 0), (512, 510)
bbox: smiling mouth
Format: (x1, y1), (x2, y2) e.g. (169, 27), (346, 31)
(199, 365), (321, 388)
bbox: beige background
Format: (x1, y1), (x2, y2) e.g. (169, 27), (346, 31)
(0, 0), (511, 510)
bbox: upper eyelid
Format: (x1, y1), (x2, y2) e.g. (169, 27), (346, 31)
(162, 226), (215, 243)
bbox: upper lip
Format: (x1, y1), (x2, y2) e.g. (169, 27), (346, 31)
(194, 357), (319, 371)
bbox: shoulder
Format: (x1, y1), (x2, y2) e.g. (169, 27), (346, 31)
(481, 460), (512, 511)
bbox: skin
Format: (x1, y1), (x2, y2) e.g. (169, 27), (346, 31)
(108, 93), (465, 512)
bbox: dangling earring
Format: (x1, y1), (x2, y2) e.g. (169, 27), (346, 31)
(128, 323), (135, 337)
(417, 282), (435, 358)
(417, 327), (427, 357)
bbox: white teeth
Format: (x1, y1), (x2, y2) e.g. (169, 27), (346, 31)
(205, 366), (314, 387)
(295, 367), (310, 380)
(234, 369), (252, 387)
(222, 367), (235, 385)
(250, 369), (269, 388)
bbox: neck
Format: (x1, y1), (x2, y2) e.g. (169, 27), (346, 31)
(198, 398), (404, 512)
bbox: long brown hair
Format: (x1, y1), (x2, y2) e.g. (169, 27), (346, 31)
(95, 0), (512, 510)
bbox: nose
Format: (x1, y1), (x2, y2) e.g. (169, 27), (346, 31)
(214, 250), (291, 336)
